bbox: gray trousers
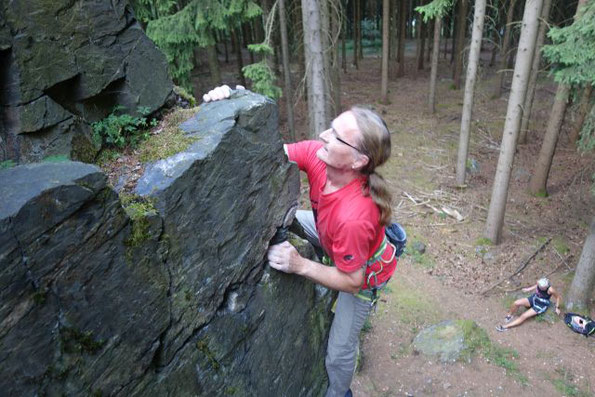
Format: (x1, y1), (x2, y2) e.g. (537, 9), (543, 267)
(295, 210), (372, 397)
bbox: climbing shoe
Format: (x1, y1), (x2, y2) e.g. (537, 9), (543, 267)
(495, 325), (508, 332)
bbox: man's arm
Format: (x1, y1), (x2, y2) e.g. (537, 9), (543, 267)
(522, 284), (537, 293)
(268, 241), (365, 293)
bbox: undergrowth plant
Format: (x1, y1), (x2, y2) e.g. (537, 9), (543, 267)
(92, 106), (157, 149)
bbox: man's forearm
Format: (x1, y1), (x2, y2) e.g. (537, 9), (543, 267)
(296, 256), (364, 294)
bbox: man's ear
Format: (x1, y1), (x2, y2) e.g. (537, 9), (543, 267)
(353, 154), (369, 170)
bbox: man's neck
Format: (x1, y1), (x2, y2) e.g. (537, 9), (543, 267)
(324, 166), (361, 193)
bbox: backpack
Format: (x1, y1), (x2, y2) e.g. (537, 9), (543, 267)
(564, 313), (595, 337)
(385, 222), (407, 258)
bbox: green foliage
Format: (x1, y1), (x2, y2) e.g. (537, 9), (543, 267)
(137, 0), (262, 89)
(60, 327), (106, 355)
(242, 61), (282, 99)
(551, 367), (592, 397)
(173, 85), (197, 106)
(577, 105), (594, 153)
(360, 18), (380, 41)
(121, 194), (158, 247)
(542, 2), (595, 87)
(416, 0), (454, 22)
(92, 106), (156, 149)
(0, 160), (16, 169)
(42, 155), (69, 163)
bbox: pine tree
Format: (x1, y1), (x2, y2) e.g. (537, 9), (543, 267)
(130, 0), (262, 91)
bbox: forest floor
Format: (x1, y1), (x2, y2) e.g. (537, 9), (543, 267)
(310, 54), (595, 396)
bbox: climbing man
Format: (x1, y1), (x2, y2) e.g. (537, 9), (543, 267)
(496, 277), (561, 332)
(203, 85), (399, 397)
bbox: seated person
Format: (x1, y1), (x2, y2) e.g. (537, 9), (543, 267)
(496, 277), (561, 332)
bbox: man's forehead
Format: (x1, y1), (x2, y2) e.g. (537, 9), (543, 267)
(332, 111), (358, 133)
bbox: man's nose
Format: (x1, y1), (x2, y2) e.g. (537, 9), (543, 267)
(319, 128), (331, 141)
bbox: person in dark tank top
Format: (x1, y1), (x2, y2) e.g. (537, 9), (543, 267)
(496, 277), (561, 332)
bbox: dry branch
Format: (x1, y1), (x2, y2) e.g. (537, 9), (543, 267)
(481, 237), (552, 295)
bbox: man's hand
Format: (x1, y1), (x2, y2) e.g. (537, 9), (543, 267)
(555, 307), (561, 315)
(202, 84), (245, 103)
(267, 241), (303, 274)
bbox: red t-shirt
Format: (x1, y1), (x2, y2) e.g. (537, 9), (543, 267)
(287, 141), (397, 288)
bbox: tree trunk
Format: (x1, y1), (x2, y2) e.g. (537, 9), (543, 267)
(279, 0), (296, 141)
(428, 17), (441, 114)
(381, 0), (390, 103)
(453, 0), (468, 90)
(456, 0), (487, 186)
(231, 29), (247, 87)
(320, 0), (333, 120)
(353, 0), (360, 69)
(568, 85), (593, 145)
(329, 0), (342, 117)
(342, 2), (347, 73)
(358, 0), (364, 60)
(206, 44), (221, 87)
(390, 0), (398, 61)
(565, 217), (595, 311)
(416, 6), (426, 73)
(302, 0), (329, 136)
(485, 0), (543, 244)
(528, 0), (587, 195)
(527, 85), (570, 196)
(443, 12), (449, 59)
(518, 0), (553, 144)
(397, 0), (406, 77)
(425, 21), (433, 64)
(294, 0), (306, 97)
(496, 0), (519, 97)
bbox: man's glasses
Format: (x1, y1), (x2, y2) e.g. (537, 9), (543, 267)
(330, 128), (362, 153)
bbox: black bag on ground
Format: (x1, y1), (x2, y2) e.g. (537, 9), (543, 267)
(564, 313), (595, 337)
(385, 222), (407, 258)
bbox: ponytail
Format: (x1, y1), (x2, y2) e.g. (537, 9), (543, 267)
(351, 106), (394, 226)
(366, 172), (392, 226)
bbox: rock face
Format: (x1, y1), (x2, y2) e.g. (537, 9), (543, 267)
(0, 0), (173, 164)
(0, 92), (333, 396)
(413, 320), (468, 363)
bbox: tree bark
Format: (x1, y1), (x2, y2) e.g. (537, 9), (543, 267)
(527, 85), (569, 196)
(528, 0), (587, 195)
(381, 0), (390, 103)
(397, 0), (406, 77)
(518, 0), (553, 144)
(485, 0), (543, 244)
(416, 7), (426, 73)
(231, 29), (247, 87)
(329, 0), (342, 117)
(428, 17), (441, 114)
(565, 217), (595, 311)
(358, 0), (363, 60)
(453, 0), (468, 90)
(320, 0), (333, 120)
(205, 44), (221, 87)
(353, 0), (360, 69)
(568, 85), (593, 145)
(279, 0), (296, 141)
(390, 0), (398, 61)
(496, 0), (519, 97)
(456, 0), (487, 186)
(302, 0), (329, 136)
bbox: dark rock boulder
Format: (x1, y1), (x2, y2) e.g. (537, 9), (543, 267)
(0, 91), (333, 396)
(0, 0), (173, 164)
